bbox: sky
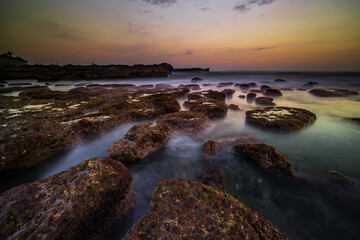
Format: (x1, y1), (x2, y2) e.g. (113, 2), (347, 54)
(0, 0), (360, 71)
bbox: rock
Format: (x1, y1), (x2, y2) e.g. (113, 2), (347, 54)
(297, 88), (307, 91)
(217, 82), (234, 87)
(178, 84), (201, 90)
(217, 132), (257, 148)
(188, 90), (226, 102)
(344, 118), (360, 124)
(246, 107), (316, 131)
(45, 82), (52, 86)
(280, 88), (293, 91)
(309, 89), (359, 97)
(123, 178), (288, 240)
(108, 121), (171, 163)
(8, 82), (32, 86)
(188, 99), (228, 119)
(191, 77), (203, 83)
(155, 83), (173, 89)
(18, 88), (66, 99)
(255, 97), (275, 106)
(260, 85), (271, 91)
(199, 162), (228, 191)
(250, 89), (264, 93)
(274, 79), (287, 82)
(221, 89), (235, 97)
(237, 82), (257, 89)
(238, 95), (246, 99)
(228, 104), (241, 111)
(203, 83), (215, 87)
(264, 89), (282, 97)
(0, 157), (134, 240)
(303, 81), (318, 86)
(156, 111), (209, 134)
(246, 93), (257, 102)
(232, 143), (295, 176)
(325, 169), (357, 185)
(202, 140), (220, 156)
(54, 83), (72, 87)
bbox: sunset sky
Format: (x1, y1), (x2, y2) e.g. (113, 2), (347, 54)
(1, 0), (359, 71)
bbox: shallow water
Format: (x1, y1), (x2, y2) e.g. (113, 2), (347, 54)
(1, 72), (360, 239)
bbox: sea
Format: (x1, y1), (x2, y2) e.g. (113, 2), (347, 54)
(1, 71), (360, 239)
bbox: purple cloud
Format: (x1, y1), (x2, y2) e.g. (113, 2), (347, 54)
(234, 0), (275, 12)
(142, 0), (176, 6)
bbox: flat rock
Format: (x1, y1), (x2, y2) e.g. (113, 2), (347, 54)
(123, 178), (288, 240)
(202, 140), (220, 156)
(232, 143), (295, 176)
(0, 157), (134, 240)
(108, 121), (171, 163)
(237, 82), (257, 89)
(156, 111), (209, 134)
(274, 79), (287, 82)
(178, 84), (201, 90)
(188, 99), (228, 119)
(238, 95), (246, 99)
(217, 82), (234, 87)
(246, 107), (316, 131)
(188, 90), (226, 102)
(255, 97), (275, 106)
(260, 85), (271, 91)
(309, 89), (359, 97)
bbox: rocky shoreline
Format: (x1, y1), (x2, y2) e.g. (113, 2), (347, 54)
(0, 73), (359, 239)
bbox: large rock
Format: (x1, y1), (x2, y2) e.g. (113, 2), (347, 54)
(191, 77), (203, 83)
(188, 99), (228, 119)
(309, 89), (359, 97)
(156, 111), (209, 134)
(246, 107), (316, 131)
(232, 143), (295, 176)
(221, 89), (235, 97)
(217, 82), (234, 87)
(123, 178), (288, 240)
(188, 90), (226, 102)
(108, 121), (171, 163)
(0, 157), (134, 240)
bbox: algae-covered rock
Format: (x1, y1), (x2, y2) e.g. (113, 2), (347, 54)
(123, 178), (288, 240)
(202, 140), (220, 156)
(309, 89), (359, 97)
(264, 89), (282, 97)
(108, 121), (171, 163)
(232, 143), (295, 177)
(156, 111), (209, 134)
(0, 157), (134, 240)
(255, 97), (275, 106)
(246, 107), (316, 131)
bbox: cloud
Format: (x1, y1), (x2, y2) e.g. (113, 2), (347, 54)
(142, 0), (176, 6)
(38, 19), (80, 40)
(234, 4), (248, 12)
(230, 46), (276, 53)
(234, 0), (275, 12)
(183, 50), (192, 55)
(200, 7), (212, 12)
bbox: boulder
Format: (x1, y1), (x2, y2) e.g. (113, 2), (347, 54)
(303, 81), (318, 86)
(232, 143), (295, 176)
(255, 97), (275, 106)
(260, 85), (271, 91)
(156, 111), (209, 134)
(274, 79), (287, 82)
(8, 82), (32, 86)
(0, 157), (134, 240)
(221, 89), (235, 97)
(188, 90), (226, 102)
(250, 89), (264, 93)
(191, 77), (203, 83)
(108, 121), (171, 163)
(309, 89), (359, 97)
(238, 95), (246, 99)
(123, 178), (288, 240)
(246, 107), (316, 131)
(238, 82), (257, 89)
(202, 140), (220, 156)
(264, 89), (282, 97)
(228, 104), (241, 111)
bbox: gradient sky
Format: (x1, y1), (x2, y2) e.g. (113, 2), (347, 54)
(1, 0), (360, 71)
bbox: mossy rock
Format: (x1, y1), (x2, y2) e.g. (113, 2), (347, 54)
(246, 107), (316, 131)
(0, 157), (134, 240)
(123, 178), (288, 240)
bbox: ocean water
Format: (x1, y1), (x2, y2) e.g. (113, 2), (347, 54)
(1, 72), (360, 239)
